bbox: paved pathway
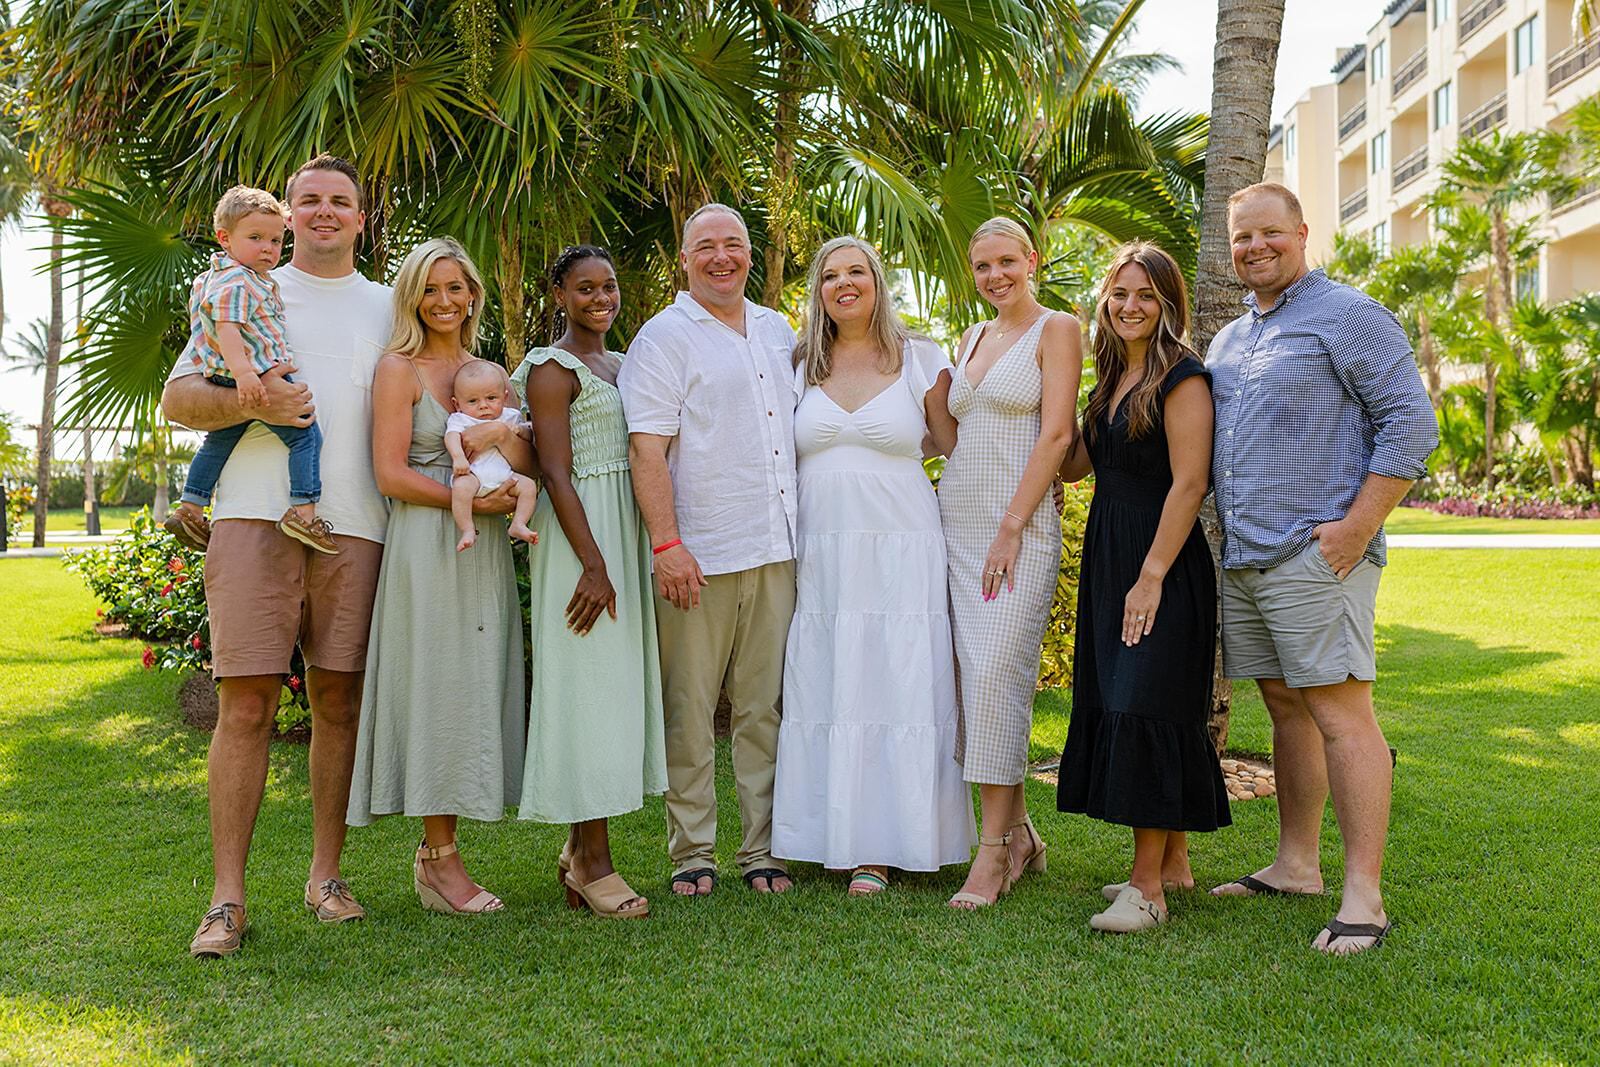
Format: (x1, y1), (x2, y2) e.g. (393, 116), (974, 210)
(1388, 534), (1600, 549)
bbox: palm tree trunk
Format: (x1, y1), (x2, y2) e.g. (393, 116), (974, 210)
(1484, 208), (1509, 488)
(1193, 0), (1286, 755)
(498, 216), (526, 373)
(761, 0), (814, 310)
(1417, 305), (1442, 407)
(32, 208), (67, 548)
(76, 263), (98, 535)
(154, 458), (169, 521)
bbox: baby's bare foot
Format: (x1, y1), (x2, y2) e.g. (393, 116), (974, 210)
(508, 525), (538, 546)
(457, 530), (477, 552)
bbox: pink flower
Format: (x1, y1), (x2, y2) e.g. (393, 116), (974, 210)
(161, 583), (175, 597)
(141, 647), (155, 669)
(190, 635), (203, 651)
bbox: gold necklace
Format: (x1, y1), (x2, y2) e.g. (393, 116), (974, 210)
(995, 309), (1041, 339)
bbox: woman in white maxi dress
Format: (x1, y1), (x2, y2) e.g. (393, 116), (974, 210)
(772, 237), (975, 889)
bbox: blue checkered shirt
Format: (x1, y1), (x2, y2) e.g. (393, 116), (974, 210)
(1208, 269), (1437, 570)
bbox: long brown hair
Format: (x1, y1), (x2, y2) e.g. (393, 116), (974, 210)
(1083, 242), (1197, 443)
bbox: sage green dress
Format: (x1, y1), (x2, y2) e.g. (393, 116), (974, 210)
(511, 347), (667, 823)
(347, 384), (526, 826)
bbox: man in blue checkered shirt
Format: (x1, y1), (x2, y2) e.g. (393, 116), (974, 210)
(1205, 183), (1437, 956)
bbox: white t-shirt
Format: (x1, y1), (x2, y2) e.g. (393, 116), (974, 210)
(444, 408), (525, 491)
(168, 263), (393, 543)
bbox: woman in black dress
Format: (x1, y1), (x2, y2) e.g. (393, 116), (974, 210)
(1056, 242), (1230, 933)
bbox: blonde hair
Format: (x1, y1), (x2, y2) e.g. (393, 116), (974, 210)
(967, 216), (1036, 259)
(793, 236), (909, 386)
(1083, 241), (1199, 444)
(452, 358), (508, 397)
(386, 237), (487, 358)
(213, 185), (287, 232)
(1227, 181), (1305, 225)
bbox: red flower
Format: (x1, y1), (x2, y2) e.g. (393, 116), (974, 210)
(141, 647), (156, 669)
(168, 558), (185, 573)
(286, 674), (302, 693)
(161, 583), (175, 597)
(96, 608), (105, 618)
(190, 635), (204, 650)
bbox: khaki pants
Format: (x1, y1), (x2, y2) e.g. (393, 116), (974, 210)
(656, 559), (796, 875)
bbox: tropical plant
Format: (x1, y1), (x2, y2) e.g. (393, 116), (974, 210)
(0, 408), (28, 475)
(11, 0), (1202, 422)
(101, 422), (192, 521)
(1506, 295), (1600, 488)
(1428, 129), (1572, 485)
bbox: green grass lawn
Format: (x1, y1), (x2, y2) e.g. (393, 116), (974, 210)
(5, 506), (140, 542)
(1385, 506), (1600, 534)
(2, 552), (1597, 1063)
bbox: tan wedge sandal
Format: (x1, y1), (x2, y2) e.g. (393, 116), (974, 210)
(414, 839), (504, 915)
(948, 832), (1014, 910)
(1011, 814), (1048, 879)
(563, 870), (650, 919)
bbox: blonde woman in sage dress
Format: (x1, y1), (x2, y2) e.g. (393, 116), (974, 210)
(941, 217), (1082, 910)
(348, 238), (528, 915)
(511, 246), (665, 920)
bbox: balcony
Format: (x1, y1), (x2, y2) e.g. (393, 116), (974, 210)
(1392, 48), (1427, 95)
(1553, 179), (1600, 216)
(1339, 100), (1368, 142)
(1340, 187), (1369, 224)
(1460, 91), (1508, 139)
(1458, 0), (1505, 42)
(1548, 35), (1600, 93)
(1392, 147), (1428, 190)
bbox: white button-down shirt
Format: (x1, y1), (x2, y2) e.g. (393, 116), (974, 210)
(619, 292), (799, 576)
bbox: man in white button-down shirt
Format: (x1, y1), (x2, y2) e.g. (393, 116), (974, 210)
(619, 204), (799, 897)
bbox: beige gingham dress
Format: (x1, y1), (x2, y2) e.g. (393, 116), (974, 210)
(940, 313), (1063, 785)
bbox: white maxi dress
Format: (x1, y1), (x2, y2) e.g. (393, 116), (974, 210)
(772, 338), (976, 871)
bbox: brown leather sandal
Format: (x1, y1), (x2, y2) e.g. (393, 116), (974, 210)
(564, 870), (649, 919)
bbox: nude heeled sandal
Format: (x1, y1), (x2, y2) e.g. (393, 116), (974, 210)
(564, 870), (650, 919)
(948, 832), (1014, 910)
(414, 839), (504, 915)
(1011, 814), (1048, 877)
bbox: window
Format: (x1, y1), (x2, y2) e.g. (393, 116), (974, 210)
(1514, 16), (1539, 74)
(1432, 0), (1450, 29)
(1371, 41), (1387, 84)
(1433, 82), (1453, 130)
(1285, 123), (1298, 160)
(1371, 131), (1388, 174)
(1373, 222), (1391, 257)
(1517, 261), (1540, 301)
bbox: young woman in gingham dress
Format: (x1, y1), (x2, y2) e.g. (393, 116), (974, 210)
(940, 217), (1083, 910)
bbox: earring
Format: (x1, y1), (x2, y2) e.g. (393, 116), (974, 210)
(467, 301), (474, 316)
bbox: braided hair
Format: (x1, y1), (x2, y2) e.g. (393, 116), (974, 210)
(549, 244), (615, 338)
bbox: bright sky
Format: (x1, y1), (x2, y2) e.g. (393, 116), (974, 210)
(0, 0), (1389, 428)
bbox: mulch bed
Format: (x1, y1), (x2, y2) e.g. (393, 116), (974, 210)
(178, 671), (310, 743)
(1030, 752), (1276, 802)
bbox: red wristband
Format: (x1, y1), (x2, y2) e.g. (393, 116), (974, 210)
(652, 538), (682, 556)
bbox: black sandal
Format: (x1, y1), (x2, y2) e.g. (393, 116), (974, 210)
(1319, 918), (1393, 952)
(1228, 874), (1290, 896)
(670, 867), (717, 896)
(742, 867), (791, 892)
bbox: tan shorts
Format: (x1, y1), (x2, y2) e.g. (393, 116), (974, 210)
(204, 519), (384, 679)
(1221, 539), (1380, 689)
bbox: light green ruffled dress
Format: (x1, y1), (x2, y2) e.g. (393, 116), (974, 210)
(348, 386), (526, 826)
(511, 346), (667, 824)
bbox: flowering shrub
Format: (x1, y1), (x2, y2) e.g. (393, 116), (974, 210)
(5, 483), (34, 540)
(1411, 479), (1600, 519)
(66, 508), (310, 731)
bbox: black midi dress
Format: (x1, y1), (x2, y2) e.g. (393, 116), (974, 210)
(1056, 356), (1231, 832)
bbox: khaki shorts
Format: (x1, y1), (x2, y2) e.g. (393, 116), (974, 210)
(204, 519), (384, 679)
(1221, 539), (1380, 689)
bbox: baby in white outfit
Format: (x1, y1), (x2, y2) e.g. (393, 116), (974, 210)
(443, 359), (539, 553)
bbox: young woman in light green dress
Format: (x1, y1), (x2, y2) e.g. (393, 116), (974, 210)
(348, 238), (529, 915)
(511, 245), (666, 919)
